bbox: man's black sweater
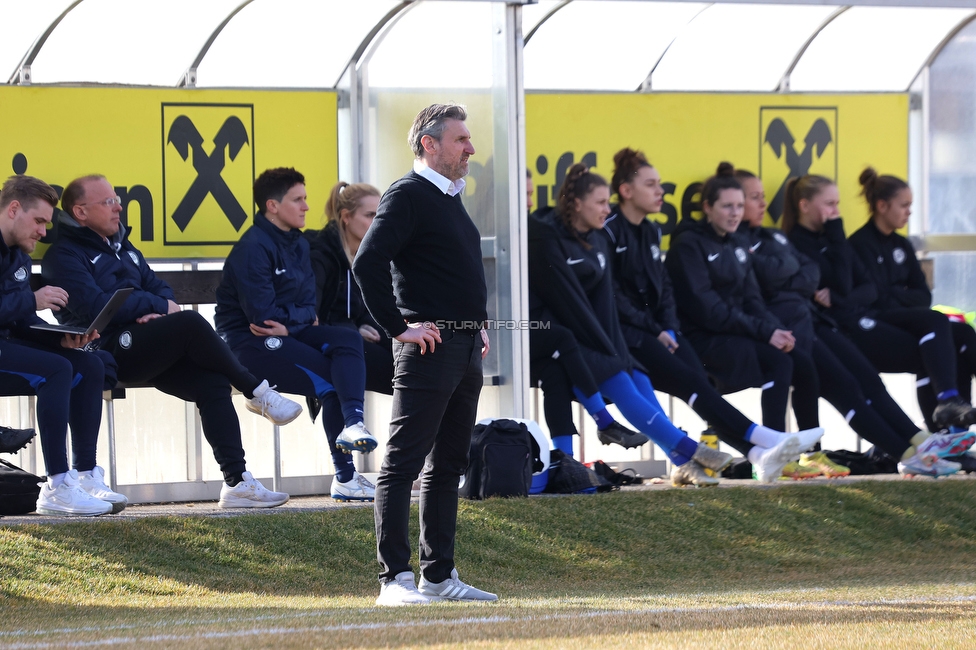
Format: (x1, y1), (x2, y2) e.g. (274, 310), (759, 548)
(353, 171), (487, 338)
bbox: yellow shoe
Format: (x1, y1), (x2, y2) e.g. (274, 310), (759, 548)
(800, 451), (851, 478)
(779, 461), (822, 480)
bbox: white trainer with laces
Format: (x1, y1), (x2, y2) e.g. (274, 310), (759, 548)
(418, 569), (498, 602)
(218, 471), (289, 508)
(246, 380), (303, 426)
(78, 466), (128, 514)
(36, 470), (112, 517)
(336, 422), (378, 453)
(752, 435), (801, 484)
(793, 427), (825, 453)
(331, 471), (375, 502)
(376, 571), (431, 607)
(898, 455), (961, 478)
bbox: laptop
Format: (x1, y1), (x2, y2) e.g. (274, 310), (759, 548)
(31, 288), (134, 336)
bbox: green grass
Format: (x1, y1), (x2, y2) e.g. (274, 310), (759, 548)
(2, 481), (976, 648)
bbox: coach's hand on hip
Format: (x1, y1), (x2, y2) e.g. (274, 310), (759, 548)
(396, 322), (442, 354)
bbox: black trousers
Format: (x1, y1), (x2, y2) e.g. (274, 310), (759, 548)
(0, 339), (105, 476)
(950, 320), (976, 402)
(803, 336), (912, 458)
(630, 334), (753, 455)
(817, 324), (920, 440)
(364, 337), (395, 396)
(374, 330), (483, 584)
(845, 308), (956, 431)
(692, 334), (794, 432)
(102, 311), (260, 482)
(233, 325), (366, 471)
(529, 324), (602, 439)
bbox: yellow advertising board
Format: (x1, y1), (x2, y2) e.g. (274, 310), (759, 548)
(0, 86), (337, 259)
(526, 93), (908, 248)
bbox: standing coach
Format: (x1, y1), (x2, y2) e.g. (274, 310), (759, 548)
(354, 103), (497, 606)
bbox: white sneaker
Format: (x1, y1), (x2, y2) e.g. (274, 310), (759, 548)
(793, 427), (825, 453)
(245, 380), (303, 426)
(78, 466), (128, 514)
(376, 571), (431, 607)
(336, 422), (378, 453)
(752, 435), (800, 484)
(419, 568), (498, 602)
(331, 471), (375, 502)
(898, 455), (962, 478)
(218, 471), (289, 508)
(36, 470), (112, 517)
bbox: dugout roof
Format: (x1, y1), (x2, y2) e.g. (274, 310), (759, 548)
(2, 0), (975, 93)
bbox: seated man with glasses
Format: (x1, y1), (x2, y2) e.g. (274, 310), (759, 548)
(41, 174), (302, 508)
(0, 174), (118, 516)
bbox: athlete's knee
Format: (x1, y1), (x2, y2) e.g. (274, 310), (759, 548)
(170, 309), (219, 336)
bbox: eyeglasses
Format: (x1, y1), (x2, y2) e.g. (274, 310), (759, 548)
(80, 196), (122, 208)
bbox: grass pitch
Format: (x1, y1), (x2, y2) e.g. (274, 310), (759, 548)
(3, 481), (976, 648)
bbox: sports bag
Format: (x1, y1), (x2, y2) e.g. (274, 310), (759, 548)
(545, 450), (617, 494)
(0, 459), (42, 515)
(460, 419), (533, 500)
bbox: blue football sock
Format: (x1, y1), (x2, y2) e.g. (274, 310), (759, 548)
(599, 371), (689, 457)
(552, 435), (575, 457)
(938, 389), (959, 401)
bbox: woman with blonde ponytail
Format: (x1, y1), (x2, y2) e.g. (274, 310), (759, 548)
(738, 169), (962, 478)
(305, 181), (393, 396)
(786, 173), (975, 476)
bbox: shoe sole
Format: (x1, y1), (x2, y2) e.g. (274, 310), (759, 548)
(331, 494), (374, 502)
(36, 505), (110, 516)
(781, 471), (822, 480)
(418, 591), (499, 602)
(799, 460), (849, 478)
(375, 597), (431, 606)
(336, 438), (379, 453)
(0, 432), (36, 455)
(245, 403), (302, 426)
(927, 432), (976, 458)
(218, 497), (289, 508)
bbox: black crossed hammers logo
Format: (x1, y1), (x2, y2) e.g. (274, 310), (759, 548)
(764, 117), (832, 222)
(167, 115), (250, 232)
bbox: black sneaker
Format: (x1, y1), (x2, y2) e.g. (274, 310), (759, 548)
(932, 396), (976, 429)
(596, 422), (649, 449)
(0, 425), (35, 455)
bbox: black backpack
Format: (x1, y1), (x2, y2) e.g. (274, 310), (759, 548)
(460, 419), (533, 500)
(0, 459), (42, 515)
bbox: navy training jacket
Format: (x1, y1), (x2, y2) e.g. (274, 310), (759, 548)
(215, 212), (318, 348)
(41, 215), (174, 340)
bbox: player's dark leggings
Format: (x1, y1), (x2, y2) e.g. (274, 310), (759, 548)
(792, 337), (912, 458)
(696, 335), (794, 432)
(102, 310), (262, 482)
(817, 324), (920, 440)
(845, 308), (956, 431)
(950, 320), (976, 403)
(787, 347), (822, 432)
(0, 340), (104, 476)
(630, 333), (753, 456)
(529, 325), (602, 439)
(232, 324), (366, 480)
